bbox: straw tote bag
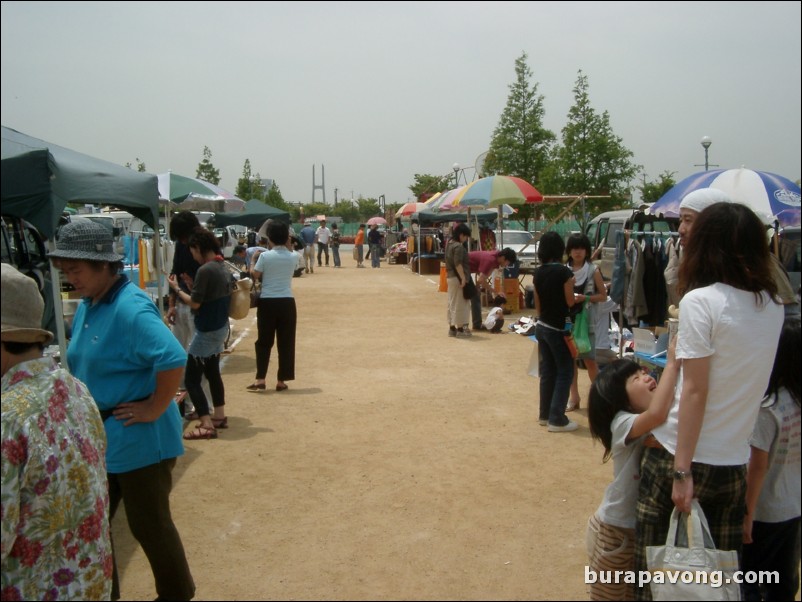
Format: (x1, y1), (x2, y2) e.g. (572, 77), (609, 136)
(229, 277), (254, 320)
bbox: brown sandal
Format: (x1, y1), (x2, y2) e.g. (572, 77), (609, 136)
(183, 425), (217, 440)
(211, 417), (228, 429)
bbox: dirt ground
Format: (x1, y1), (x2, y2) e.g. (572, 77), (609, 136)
(113, 254), (613, 601)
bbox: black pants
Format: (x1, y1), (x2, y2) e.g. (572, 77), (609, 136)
(108, 459), (195, 601)
(317, 242), (329, 265)
(255, 297), (297, 381)
(184, 353), (224, 418)
(470, 287), (483, 328)
(742, 516), (801, 601)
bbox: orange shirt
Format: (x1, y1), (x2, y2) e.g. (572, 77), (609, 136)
(354, 229), (365, 245)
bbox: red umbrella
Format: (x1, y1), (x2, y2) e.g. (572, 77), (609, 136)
(366, 216), (387, 226)
(395, 202), (428, 218)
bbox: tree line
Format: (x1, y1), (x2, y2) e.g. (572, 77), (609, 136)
(128, 52), (678, 228)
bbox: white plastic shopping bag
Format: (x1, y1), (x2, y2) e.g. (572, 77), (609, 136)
(527, 340), (539, 378)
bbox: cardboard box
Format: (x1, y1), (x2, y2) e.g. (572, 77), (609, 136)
(633, 327), (669, 356)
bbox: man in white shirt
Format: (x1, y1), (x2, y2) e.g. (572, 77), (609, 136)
(315, 220), (332, 267)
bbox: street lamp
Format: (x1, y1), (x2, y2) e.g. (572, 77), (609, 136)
(694, 136), (718, 171)
(452, 163), (460, 188)
(701, 136), (711, 171)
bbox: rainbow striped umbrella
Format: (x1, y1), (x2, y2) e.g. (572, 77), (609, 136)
(427, 185), (469, 211)
(454, 175), (543, 208)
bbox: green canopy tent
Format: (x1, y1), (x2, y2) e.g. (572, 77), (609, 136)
(2, 126), (160, 237)
(1, 125), (163, 359)
(413, 208), (497, 226)
(211, 199), (290, 229)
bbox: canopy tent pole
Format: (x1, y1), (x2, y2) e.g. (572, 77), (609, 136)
(46, 239), (69, 368)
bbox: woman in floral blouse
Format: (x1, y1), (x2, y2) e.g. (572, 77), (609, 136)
(1, 263), (112, 601)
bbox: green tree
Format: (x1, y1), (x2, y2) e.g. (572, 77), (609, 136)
(265, 182), (290, 211)
(408, 173), (452, 201)
(195, 146), (220, 184)
(329, 200), (360, 223)
(638, 171), (677, 204)
(236, 159), (255, 199)
(547, 70), (641, 228)
(484, 52), (556, 189)
(125, 158), (146, 172)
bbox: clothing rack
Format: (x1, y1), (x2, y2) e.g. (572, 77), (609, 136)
(610, 230), (679, 357)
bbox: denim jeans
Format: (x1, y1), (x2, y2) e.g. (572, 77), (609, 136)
(535, 323), (574, 426)
(370, 244), (381, 268)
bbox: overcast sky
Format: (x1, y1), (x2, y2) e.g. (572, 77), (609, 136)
(2, 1), (800, 206)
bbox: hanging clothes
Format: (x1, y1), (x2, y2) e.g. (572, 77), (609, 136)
(624, 238), (648, 324)
(609, 230), (627, 305)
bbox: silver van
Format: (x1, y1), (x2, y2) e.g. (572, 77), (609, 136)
(585, 208), (676, 279)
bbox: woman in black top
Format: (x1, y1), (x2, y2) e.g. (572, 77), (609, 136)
(533, 231), (578, 432)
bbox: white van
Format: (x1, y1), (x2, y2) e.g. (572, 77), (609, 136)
(585, 208), (676, 279)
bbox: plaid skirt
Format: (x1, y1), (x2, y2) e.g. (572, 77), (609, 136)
(633, 446), (746, 601)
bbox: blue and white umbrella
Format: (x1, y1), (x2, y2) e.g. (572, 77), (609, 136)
(649, 168), (801, 228)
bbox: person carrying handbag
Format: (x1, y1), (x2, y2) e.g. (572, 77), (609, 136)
(565, 234), (607, 412)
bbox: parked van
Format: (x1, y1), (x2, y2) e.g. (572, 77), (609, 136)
(585, 207), (676, 279)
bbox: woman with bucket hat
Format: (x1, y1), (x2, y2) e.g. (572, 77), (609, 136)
(1, 263), (112, 600)
(48, 218), (195, 601)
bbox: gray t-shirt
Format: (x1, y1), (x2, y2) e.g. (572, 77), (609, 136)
(596, 412), (645, 530)
(191, 260), (231, 332)
(750, 388), (801, 523)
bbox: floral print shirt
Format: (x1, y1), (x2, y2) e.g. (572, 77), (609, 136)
(1, 357), (112, 601)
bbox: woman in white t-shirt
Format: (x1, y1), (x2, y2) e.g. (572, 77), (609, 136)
(633, 202), (784, 600)
(586, 345), (679, 601)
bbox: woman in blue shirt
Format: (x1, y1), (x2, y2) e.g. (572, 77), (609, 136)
(248, 221), (298, 392)
(49, 219), (195, 601)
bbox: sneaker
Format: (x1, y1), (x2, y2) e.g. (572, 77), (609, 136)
(448, 328), (457, 337)
(455, 329), (472, 338)
(538, 419), (548, 426)
(548, 421), (579, 433)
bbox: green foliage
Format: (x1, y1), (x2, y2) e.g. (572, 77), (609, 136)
(638, 171), (677, 203)
(125, 158), (146, 172)
(265, 182), (290, 211)
(357, 197), (381, 220)
(547, 70), (642, 229)
(484, 52), (556, 187)
(235, 159), (255, 199)
(409, 173), (452, 200)
(195, 146), (220, 184)
(329, 200), (361, 223)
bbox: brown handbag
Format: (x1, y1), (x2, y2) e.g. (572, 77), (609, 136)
(250, 279), (260, 309)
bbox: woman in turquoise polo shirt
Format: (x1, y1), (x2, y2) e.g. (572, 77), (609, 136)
(49, 219), (195, 601)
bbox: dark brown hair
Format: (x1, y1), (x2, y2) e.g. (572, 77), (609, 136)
(677, 202), (778, 304)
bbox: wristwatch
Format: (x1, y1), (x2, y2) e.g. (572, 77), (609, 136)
(673, 469), (689, 482)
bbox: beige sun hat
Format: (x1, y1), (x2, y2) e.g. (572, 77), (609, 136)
(47, 218), (125, 262)
(1, 263), (54, 344)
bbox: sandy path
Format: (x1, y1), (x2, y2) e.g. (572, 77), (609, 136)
(113, 257), (609, 601)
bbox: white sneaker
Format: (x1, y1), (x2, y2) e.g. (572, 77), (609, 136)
(548, 421), (579, 432)
(538, 419), (548, 426)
